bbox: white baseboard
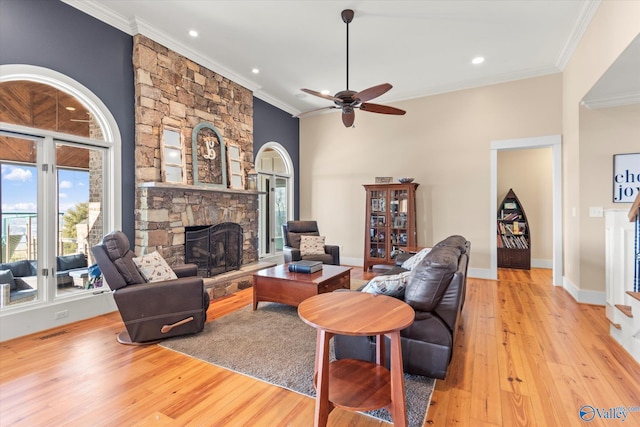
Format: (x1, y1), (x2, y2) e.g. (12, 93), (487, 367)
(531, 258), (552, 269)
(341, 256), (364, 268)
(0, 292), (117, 342)
(468, 268), (492, 279)
(563, 276), (606, 306)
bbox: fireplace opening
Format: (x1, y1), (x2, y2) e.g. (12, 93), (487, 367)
(185, 222), (243, 277)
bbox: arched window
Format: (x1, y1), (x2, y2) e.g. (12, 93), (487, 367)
(0, 65), (120, 309)
(255, 143), (293, 258)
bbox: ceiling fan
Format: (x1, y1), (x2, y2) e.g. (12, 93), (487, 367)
(295, 9), (406, 127)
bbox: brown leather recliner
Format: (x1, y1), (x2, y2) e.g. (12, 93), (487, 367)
(282, 220), (340, 265)
(91, 230), (210, 344)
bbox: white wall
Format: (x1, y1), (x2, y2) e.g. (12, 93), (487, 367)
(562, 1), (640, 294)
(300, 74), (562, 274)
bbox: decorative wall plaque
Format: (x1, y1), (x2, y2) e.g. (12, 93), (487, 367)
(192, 122), (227, 187)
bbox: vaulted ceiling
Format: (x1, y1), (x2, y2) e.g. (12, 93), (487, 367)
(62, 0), (604, 115)
(0, 81), (91, 168)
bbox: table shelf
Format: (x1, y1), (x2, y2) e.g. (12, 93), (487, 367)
(326, 358), (391, 411)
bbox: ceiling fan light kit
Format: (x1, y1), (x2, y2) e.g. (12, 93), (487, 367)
(296, 9), (406, 127)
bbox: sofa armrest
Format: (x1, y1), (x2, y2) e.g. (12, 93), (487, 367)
(283, 247), (302, 263)
(172, 263), (198, 278)
(394, 253), (412, 266)
(324, 244), (340, 265)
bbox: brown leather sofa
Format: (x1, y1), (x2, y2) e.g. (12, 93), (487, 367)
(334, 235), (470, 379)
(91, 231), (210, 344)
(282, 220), (340, 265)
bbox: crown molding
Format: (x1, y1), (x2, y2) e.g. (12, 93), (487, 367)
(253, 91), (299, 116)
(555, 0), (601, 70)
(132, 18), (260, 93)
(581, 92), (640, 110)
(61, 0), (134, 34)
(61, 0), (260, 93)
(392, 65), (561, 104)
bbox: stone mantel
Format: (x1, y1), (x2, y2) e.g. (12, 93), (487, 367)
(138, 181), (262, 196)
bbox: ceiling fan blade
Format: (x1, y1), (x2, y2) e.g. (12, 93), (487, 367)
(301, 88), (342, 103)
(354, 83), (392, 103)
(293, 106), (338, 118)
(342, 111), (355, 127)
(360, 103), (406, 115)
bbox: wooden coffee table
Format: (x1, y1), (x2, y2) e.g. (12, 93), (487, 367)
(252, 264), (351, 310)
(298, 292), (415, 426)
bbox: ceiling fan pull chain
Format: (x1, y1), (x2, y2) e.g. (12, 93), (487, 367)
(346, 15), (349, 90)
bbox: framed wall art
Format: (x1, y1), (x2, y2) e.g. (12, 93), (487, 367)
(613, 153), (640, 203)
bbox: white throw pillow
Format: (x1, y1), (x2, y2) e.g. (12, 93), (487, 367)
(133, 251), (178, 282)
(401, 248), (432, 271)
(361, 270), (412, 298)
(300, 235), (326, 256)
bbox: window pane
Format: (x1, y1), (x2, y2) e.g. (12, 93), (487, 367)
(0, 81), (103, 140)
(163, 146), (182, 165)
(165, 166), (183, 183)
(0, 136), (39, 307)
(274, 177), (287, 251)
(56, 142), (104, 296)
(163, 129), (181, 148)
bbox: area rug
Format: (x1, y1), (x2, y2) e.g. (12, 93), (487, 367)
(160, 299), (435, 426)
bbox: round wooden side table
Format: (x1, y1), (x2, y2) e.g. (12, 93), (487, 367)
(298, 291), (415, 427)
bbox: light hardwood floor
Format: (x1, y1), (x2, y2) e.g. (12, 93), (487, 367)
(1, 268), (639, 426)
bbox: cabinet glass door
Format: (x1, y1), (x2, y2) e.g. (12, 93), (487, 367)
(368, 189), (387, 260)
(390, 188), (409, 258)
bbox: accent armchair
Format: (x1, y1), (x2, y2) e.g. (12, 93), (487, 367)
(91, 230), (210, 344)
(282, 220), (340, 265)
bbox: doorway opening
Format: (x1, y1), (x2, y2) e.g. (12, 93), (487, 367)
(490, 135), (563, 286)
(255, 143), (293, 262)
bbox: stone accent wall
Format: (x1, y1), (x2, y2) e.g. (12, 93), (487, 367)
(132, 34), (254, 185)
(136, 184), (258, 266)
(132, 34), (258, 267)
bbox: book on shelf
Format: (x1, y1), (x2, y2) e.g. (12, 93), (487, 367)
(288, 260), (323, 274)
(499, 235), (529, 249)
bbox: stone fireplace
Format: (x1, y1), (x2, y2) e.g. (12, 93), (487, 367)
(132, 34), (260, 288)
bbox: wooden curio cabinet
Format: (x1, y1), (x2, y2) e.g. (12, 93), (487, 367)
(363, 183), (418, 271)
(497, 188), (531, 270)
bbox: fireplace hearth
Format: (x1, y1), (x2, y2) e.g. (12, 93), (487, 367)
(185, 223), (243, 277)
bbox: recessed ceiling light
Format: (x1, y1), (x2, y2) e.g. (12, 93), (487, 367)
(472, 56), (485, 65)
(321, 89), (331, 95)
(252, 68), (260, 74)
(189, 30), (198, 37)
